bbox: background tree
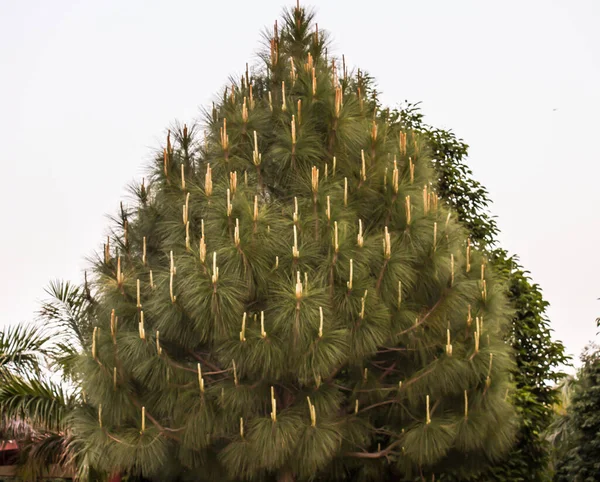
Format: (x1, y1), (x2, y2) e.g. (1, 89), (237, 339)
(553, 343), (600, 481)
(71, 5), (518, 481)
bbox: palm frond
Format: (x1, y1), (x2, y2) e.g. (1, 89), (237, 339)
(38, 279), (93, 349)
(0, 373), (77, 433)
(0, 323), (51, 376)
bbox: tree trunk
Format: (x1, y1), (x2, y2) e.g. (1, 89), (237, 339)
(278, 470), (295, 482)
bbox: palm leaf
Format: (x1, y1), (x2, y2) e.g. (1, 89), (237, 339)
(0, 373), (77, 433)
(0, 323), (51, 376)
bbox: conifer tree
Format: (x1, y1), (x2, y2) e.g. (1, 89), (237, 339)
(72, 5), (518, 480)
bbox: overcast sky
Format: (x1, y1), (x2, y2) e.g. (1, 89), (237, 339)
(1, 0), (598, 366)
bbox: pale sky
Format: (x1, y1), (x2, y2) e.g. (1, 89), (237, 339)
(1, 0), (599, 367)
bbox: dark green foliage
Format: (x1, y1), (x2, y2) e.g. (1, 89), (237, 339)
(554, 345), (600, 481)
(73, 6), (518, 481)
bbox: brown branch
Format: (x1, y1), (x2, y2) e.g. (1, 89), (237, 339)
(375, 259), (389, 293)
(346, 439), (403, 459)
(358, 399), (398, 413)
(395, 297), (444, 337)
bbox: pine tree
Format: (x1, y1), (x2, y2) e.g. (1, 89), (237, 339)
(72, 5), (518, 480)
(387, 103), (570, 481)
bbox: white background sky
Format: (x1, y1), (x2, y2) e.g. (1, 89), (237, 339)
(1, 0), (598, 366)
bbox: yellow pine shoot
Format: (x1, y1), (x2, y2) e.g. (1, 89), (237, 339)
(311, 166), (319, 195)
(199, 236), (207, 263)
(156, 330), (162, 355)
(242, 97), (248, 123)
(110, 309), (117, 342)
(289, 57), (296, 83)
(226, 189), (232, 216)
(347, 259), (353, 290)
(169, 251), (176, 303)
(361, 150), (366, 181)
(234, 218), (240, 247)
(240, 312), (247, 342)
(398, 281), (402, 309)
(142, 236), (147, 265)
(318, 307), (323, 338)
(405, 196), (411, 224)
(281, 81), (287, 111)
(383, 226), (391, 259)
(333, 221), (339, 252)
(253, 131), (261, 166)
(293, 196), (299, 222)
(212, 252), (219, 284)
(92, 326), (98, 360)
(295, 270), (303, 299)
(261, 311), (266, 338)
(116, 256), (124, 287)
(229, 171), (237, 194)
(344, 177), (348, 207)
(220, 118), (229, 151)
(232, 359), (239, 386)
(136, 279), (142, 309)
(270, 386), (277, 422)
(139, 310), (145, 340)
(357, 219), (364, 247)
(466, 238), (472, 272)
(426, 395), (431, 424)
(334, 87), (342, 117)
(307, 397), (317, 427)
(197, 363), (205, 393)
(181, 164), (186, 190)
(360, 290), (368, 319)
(400, 131), (407, 155)
(205, 164), (213, 197)
(185, 221), (191, 250)
(292, 225), (300, 258)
